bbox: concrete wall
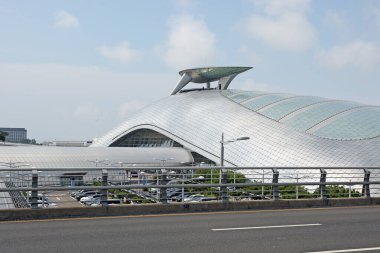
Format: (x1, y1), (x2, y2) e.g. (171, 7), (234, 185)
(1, 198), (380, 221)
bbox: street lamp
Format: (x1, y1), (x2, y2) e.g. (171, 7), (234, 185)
(282, 173), (313, 199)
(87, 159), (109, 167)
(109, 162), (137, 185)
(154, 158), (174, 167)
(109, 161), (126, 185)
(219, 133), (250, 201)
(220, 133), (250, 183)
(0, 160), (30, 185)
(154, 158), (175, 200)
(248, 170), (273, 199)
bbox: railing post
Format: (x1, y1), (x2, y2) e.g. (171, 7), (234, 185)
(272, 169), (279, 200)
(101, 169), (108, 207)
(221, 168), (228, 203)
(31, 169), (38, 209)
(362, 169), (371, 198)
(159, 169), (168, 204)
(320, 169), (327, 199)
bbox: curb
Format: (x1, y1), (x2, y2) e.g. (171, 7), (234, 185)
(1, 197), (379, 221)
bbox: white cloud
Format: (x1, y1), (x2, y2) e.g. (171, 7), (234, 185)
(239, 46), (261, 64)
(173, 0), (193, 8)
(162, 15), (218, 69)
(242, 0), (316, 51)
(54, 10), (79, 29)
(252, 0), (311, 16)
(324, 9), (347, 31)
(0, 63), (176, 141)
(119, 100), (146, 118)
(74, 103), (102, 121)
(98, 41), (141, 64)
(315, 40), (380, 71)
(374, 8), (380, 29)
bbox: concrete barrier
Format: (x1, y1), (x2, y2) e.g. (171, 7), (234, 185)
(0, 197), (380, 221)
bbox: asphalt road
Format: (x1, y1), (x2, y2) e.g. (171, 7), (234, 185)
(1, 206), (380, 253)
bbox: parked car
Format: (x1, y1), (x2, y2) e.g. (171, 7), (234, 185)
(72, 190), (92, 198)
(191, 196), (217, 202)
(183, 194), (205, 202)
(91, 199), (121, 206)
(166, 188), (187, 198)
(167, 190), (182, 199)
(80, 194), (101, 205)
(171, 193), (191, 202)
(75, 191), (99, 201)
(37, 199), (57, 208)
(70, 190), (80, 197)
(86, 196), (101, 206)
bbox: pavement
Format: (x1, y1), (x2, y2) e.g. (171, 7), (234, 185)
(45, 191), (83, 208)
(0, 181), (14, 209)
(0, 206), (380, 253)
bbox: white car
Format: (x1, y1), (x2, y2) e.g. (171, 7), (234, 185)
(80, 194), (101, 205)
(183, 194), (204, 202)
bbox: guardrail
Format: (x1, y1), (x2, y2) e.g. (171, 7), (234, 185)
(0, 166), (379, 209)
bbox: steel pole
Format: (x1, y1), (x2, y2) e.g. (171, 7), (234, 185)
(262, 169), (264, 199)
(220, 133), (224, 183)
(296, 173), (299, 200)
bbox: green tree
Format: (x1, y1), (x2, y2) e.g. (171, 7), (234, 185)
(278, 185), (313, 199)
(195, 169), (247, 184)
(313, 185), (361, 198)
(0, 131), (8, 142)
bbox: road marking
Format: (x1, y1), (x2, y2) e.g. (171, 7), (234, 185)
(212, 223), (322, 231)
(56, 197), (61, 201)
(305, 247), (380, 253)
(0, 205), (379, 224)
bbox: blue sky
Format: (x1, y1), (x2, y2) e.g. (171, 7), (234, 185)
(1, 0), (380, 142)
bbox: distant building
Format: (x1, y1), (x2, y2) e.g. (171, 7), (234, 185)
(42, 141), (92, 147)
(0, 128), (27, 143)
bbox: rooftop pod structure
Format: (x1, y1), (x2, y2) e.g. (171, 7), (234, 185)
(91, 67), (380, 194)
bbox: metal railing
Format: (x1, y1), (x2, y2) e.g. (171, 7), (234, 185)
(0, 166), (379, 209)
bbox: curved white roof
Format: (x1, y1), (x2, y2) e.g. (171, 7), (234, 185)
(0, 146), (194, 168)
(91, 89), (380, 168)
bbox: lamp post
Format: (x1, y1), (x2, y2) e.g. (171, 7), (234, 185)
(0, 160), (30, 185)
(154, 158), (174, 200)
(109, 161), (127, 185)
(87, 159), (109, 167)
(87, 159), (110, 185)
(219, 133), (250, 201)
(282, 173), (312, 199)
(259, 169), (273, 199)
(349, 179), (352, 198)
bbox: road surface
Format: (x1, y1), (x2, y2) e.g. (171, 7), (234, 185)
(0, 206), (380, 253)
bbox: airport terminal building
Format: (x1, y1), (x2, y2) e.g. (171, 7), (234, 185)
(92, 67), (380, 168)
(1, 66), (380, 205)
(1, 66), (379, 177)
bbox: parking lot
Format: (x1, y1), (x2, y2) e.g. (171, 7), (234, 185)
(45, 191), (83, 208)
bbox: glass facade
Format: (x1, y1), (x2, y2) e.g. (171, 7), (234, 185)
(228, 91), (266, 103)
(259, 96), (326, 121)
(243, 94), (292, 111)
(282, 101), (360, 132)
(191, 152), (216, 165)
(0, 128), (27, 143)
(313, 107), (380, 140)
(110, 129), (183, 147)
(219, 90), (380, 140)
